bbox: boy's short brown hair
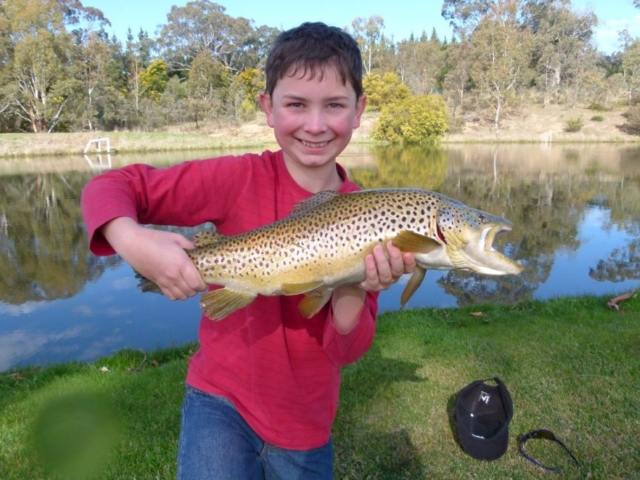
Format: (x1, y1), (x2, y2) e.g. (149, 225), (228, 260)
(264, 22), (364, 101)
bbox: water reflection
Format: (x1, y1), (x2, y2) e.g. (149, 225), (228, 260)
(1, 144), (639, 371)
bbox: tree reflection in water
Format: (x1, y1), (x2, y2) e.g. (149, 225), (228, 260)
(1, 144), (639, 370)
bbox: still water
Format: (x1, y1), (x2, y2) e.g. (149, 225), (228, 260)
(1, 143), (639, 371)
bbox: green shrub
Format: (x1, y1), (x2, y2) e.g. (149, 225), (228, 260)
(564, 116), (584, 132)
(373, 94), (448, 143)
(588, 102), (608, 111)
(363, 72), (411, 112)
(624, 105), (640, 133)
(590, 115), (604, 122)
(239, 98), (256, 121)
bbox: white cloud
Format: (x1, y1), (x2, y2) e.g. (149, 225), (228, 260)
(594, 14), (640, 53)
(0, 301), (47, 316)
(0, 327), (86, 371)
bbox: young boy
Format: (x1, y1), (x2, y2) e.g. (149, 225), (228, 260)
(82, 22), (415, 479)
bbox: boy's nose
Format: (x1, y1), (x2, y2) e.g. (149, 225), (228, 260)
(303, 109), (327, 133)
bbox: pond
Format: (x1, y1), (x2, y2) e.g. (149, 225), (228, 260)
(1, 143), (639, 372)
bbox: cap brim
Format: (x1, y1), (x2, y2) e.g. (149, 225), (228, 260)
(456, 414), (509, 460)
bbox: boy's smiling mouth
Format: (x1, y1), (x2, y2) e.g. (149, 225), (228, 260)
(301, 140), (330, 148)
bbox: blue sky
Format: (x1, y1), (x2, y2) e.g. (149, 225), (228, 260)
(86, 0), (640, 54)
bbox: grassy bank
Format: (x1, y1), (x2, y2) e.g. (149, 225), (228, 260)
(0, 131), (278, 158)
(2, 105), (640, 159)
(1, 294), (638, 479)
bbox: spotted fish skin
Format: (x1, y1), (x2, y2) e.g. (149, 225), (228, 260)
(188, 188), (523, 320)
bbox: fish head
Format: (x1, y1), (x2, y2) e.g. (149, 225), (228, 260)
(436, 198), (523, 275)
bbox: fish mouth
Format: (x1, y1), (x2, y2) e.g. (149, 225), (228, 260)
(480, 225), (510, 253)
(459, 224), (523, 275)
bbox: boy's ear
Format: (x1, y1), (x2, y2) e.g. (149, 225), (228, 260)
(258, 92), (275, 128)
(353, 94), (367, 129)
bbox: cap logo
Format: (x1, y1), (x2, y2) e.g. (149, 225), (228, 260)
(479, 391), (491, 404)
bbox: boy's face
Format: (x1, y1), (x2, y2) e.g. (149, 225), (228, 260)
(259, 65), (366, 172)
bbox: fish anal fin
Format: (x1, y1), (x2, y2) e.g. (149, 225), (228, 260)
(393, 230), (441, 254)
(193, 231), (223, 248)
(298, 290), (333, 318)
(289, 191), (340, 216)
(400, 267), (427, 308)
(281, 281), (325, 296)
(199, 288), (256, 321)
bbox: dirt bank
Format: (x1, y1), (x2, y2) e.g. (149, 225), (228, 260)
(1, 104), (638, 159)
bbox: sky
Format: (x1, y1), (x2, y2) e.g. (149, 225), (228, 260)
(86, 0), (640, 55)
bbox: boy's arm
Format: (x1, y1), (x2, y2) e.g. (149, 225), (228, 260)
(81, 162), (222, 299)
(101, 217), (207, 300)
(324, 242), (415, 365)
(331, 242), (414, 334)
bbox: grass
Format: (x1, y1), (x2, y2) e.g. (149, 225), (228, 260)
(0, 131), (276, 158)
(1, 294), (638, 479)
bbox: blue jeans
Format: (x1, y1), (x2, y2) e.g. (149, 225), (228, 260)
(177, 386), (334, 479)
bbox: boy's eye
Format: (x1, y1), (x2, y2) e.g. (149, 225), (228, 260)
(287, 102), (303, 108)
(328, 103), (345, 109)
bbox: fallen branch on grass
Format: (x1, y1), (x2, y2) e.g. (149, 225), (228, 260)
(606, 291), (636, 311)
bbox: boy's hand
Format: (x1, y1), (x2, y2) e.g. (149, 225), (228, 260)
(360, 241), (416, 292)
(101, 217), (208, 300)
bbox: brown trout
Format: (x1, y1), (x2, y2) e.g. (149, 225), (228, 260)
(182, 188), (523, 320)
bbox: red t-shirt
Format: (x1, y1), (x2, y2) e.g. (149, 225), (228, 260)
(81, 150), (378, 449)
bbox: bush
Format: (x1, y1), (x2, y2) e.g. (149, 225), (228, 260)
(564, 116), (584, 132)
(363, 72), (411, 112)
(239, 98), (256, 121)
(373, 94), (448, 143)
(588, 103), (608, 112)
(624, 105), (640, 133)
(590, 115), (604, 122)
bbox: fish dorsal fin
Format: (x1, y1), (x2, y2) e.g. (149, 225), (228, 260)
(193, 231), (223, 248)
(400, 266), (427, 308)
(392, 230), (442, 254)
(281, 281), (325, 296)
(289, 190), (341, 216)
(298, 290), (333, 318)
(199, 288), (256, 321)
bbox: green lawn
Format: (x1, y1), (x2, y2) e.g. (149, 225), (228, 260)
(1, 294), (638, 479)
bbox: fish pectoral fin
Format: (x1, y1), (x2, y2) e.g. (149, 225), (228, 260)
(199, 288), (256, 321)
(393, 230), (441, 254)
(281, 281), (325, 295)
(192, 231), (223, 248)
(400, 267), (427, 308)
(298, 290), (333, 318)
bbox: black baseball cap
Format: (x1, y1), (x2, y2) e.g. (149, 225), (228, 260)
(455, 377), (513, 461)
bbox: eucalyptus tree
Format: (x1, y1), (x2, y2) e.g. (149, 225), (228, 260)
(350, 15), (386, 75)
(1, 0), (108, 132)
(124, 28), (154, 117)
(522, 0), (597, 106)
(69, 28), (126, 131)
(618, 30), (640, 105)
(442, 1), (535, 131)
(467, 1), (533, 132)
(441, 40), (475, 116)
(395, 36), (445, 95)
(156, 0), (272, 74)
(186, 49), (230, 126)
(0, 4), (11, 125)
